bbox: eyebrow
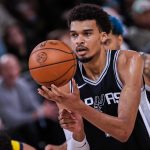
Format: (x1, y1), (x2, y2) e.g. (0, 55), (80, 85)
(70, 29), (93, 33)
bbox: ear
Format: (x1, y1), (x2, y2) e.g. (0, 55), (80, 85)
(101, 32), (109, 44)
(118, 35), (123, 46)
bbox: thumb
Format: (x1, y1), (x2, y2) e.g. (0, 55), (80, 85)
(72, 78), (79, 95)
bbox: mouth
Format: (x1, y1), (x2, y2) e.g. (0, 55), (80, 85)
(76, 46), (88, 56)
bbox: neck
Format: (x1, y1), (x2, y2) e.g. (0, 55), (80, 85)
(83, 48), (107, 80)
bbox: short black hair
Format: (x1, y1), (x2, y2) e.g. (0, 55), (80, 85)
(0, 131), (12, 150)
(67, 3), (112, 34)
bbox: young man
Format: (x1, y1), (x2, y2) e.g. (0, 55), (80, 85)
(38, 4), (149, 150)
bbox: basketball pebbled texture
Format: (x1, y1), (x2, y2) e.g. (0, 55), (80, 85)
(28, 40), (77, 87)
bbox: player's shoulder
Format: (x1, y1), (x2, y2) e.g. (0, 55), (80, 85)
(118, 50), (143, 65)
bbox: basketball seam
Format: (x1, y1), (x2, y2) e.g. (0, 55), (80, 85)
(38, 64), (76, 83)
(31, 48), (74, 54)
(29, 58), (76, 70)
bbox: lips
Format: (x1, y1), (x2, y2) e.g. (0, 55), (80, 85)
(76, 46), (88, 52)
(75, 47), (88, 56)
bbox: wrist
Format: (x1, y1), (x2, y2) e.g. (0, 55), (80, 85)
(67, 136), (90, 150)
(75, 100), (85, 114)
(72, 130), (85, 142)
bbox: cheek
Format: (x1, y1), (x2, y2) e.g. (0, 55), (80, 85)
(71, 43), (76, 52)
(89, 37), (101, 48)
(70, 39), (76, 48)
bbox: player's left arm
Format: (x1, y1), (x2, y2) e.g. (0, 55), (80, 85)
(116, 50), (144, 138)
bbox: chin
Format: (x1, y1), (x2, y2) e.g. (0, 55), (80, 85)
(77, 56), (93, 63)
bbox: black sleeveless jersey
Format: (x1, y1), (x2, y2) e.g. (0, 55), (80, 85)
(72, 50), (150, 150)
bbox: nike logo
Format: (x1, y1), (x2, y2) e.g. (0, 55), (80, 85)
(77, 142), (87, 148)
(77, 83), (87, 89)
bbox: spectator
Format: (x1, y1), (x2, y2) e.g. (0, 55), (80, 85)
(0, 54), (65, 149)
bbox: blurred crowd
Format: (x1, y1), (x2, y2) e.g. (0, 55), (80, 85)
(0, 0), (150, 70)
(0, 0), (149, 149)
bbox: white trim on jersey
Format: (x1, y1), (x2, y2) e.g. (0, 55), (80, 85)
(69, 80), (73, 93)
(78, 50), (111, 86)
(139, 90), (150, 137)
(113, 50), (123, 90)
(139, 106), (150, 137)
(145, 84), (150, 92)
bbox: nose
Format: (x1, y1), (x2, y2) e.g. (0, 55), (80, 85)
(76, 35), (85, 46)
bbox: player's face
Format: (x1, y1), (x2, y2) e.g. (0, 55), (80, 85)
(70, 20), (107, 63)
(104, 33), (123, 50)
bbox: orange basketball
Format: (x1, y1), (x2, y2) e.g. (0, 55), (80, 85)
(28, 40), (77, 87)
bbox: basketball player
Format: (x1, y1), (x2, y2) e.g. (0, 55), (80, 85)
(38, 4), (150, 150)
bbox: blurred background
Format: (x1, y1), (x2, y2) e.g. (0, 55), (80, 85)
(0, 0), (149, 149)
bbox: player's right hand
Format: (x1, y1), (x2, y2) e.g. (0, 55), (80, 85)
(58, 109), (85, 137)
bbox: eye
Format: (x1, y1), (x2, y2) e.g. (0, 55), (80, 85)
(84, 32), (92, 37)
(70, 33), (78, 38)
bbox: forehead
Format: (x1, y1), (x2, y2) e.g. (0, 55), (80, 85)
(70, 20), (98, 32)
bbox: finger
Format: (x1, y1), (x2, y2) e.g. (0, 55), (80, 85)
(59, 114), (73, 121)
(51, 84), (66, 97)
(59, 112), (76, 120)
(38, 88), (50, 100)
(58, 114), (72, 120)
(41, 86), (52, 93)
(42, 86), (61, 100)
(38, 88), (60, 103)
(59, 109), (73, 120)
(70, 112), (79, 120)
(60, 123), (76, 131)
(60, 121), (76, 127)
(72, 78), (79, 95)
(59, 109), (71, 115)
(59, 118), (76, 125)
(38, 87), (53, 98)
(51, 85), (61, 96)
